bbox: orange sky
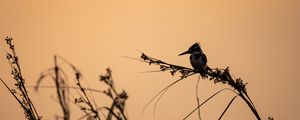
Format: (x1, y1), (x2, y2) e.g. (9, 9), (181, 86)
(0, 0), (300, 120)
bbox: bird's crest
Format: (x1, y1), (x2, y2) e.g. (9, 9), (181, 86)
(189, 42), (201, 51)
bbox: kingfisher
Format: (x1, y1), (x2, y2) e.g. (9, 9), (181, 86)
(179, 42), (209, 72)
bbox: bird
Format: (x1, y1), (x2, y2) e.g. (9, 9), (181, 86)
(179, 42), (209, 72)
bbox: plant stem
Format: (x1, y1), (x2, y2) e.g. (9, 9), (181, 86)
(239, 92), (261, 120)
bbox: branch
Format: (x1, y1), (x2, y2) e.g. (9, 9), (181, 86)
(137, 53), (261, 120)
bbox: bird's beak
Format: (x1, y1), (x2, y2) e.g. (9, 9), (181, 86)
(179, 50), (190, 56)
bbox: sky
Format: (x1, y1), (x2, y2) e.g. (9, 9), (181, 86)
(0, 0), (300, 120)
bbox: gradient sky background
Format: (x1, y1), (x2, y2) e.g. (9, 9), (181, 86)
(1, 0), (300, 120)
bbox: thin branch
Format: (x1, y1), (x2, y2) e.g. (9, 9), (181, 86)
(137, 52), (262, 120)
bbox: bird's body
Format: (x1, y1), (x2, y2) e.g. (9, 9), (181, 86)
(189, 52), (207, 70)
(179, 42), (208, 72)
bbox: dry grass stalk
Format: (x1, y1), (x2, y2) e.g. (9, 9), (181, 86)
(138, 52), (261, 120)
(0, 37), (41, 120)
(35, 56), (128, 120)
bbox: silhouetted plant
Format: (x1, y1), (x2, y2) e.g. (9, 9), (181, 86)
(74, 70), (101, 120)
(0, 37), (128, 120)
(0, 37), (41, 120)
(136, 52), (262, 120)
(100, 68), (128, 120)
(35, 55), (128, 120)
(35, 55), (72, 120)
(1, 36), (269, 120)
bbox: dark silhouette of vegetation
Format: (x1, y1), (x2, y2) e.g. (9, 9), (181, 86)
(1, 37), (128, 120)
(35, 56), (129, 120)
(1, 37), (274, 120)
(0, 37), (41, 120)
(134, 52), (262, 120)
(35, 55), (72, 120)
